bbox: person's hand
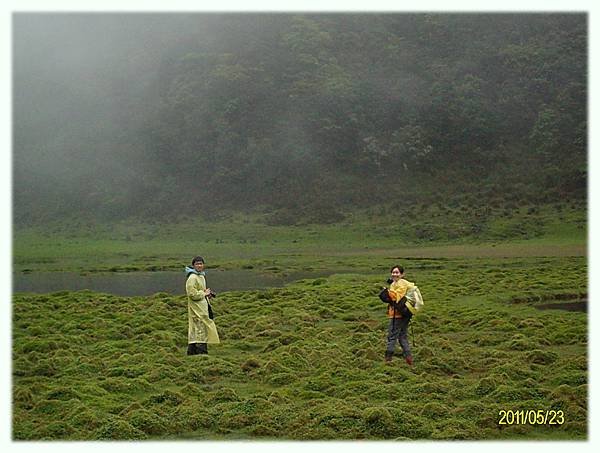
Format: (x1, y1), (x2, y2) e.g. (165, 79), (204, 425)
(204, 288), (212, 296)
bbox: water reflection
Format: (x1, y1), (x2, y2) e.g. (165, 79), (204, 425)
(535, 300), (587, 312)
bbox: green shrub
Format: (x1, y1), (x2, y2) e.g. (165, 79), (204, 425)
(249, 424), (278, 437)
(206, 387), (240, 403)
(13, 388), (34, 408)
(475, 376), (498, 396)
(431, 418), (479, 440)
(420, 402), (449, 419)
(147, 389), (184, 406)
(70, 408), (103, 432)
(507, 334), (540, 351)
(125, 408), (169, 435)
(241, 357), (261, 372)
(45, 387), (80, 401)
(362, 407), (394, 437)
(267, 373), (293, 386)
(527, 349), (558, 365)
(94, 417), (148, 440)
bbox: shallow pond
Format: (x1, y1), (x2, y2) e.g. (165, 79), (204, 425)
(535, 300), (587, 312)
(13, 269), (356, 296)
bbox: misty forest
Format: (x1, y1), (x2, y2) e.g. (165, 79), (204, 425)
(13, 14), (587, 441)
(14, 13), (586, 223)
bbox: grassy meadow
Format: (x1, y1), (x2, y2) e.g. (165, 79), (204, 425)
(13, 202), (585, 274)
(12, 203), (587, 440)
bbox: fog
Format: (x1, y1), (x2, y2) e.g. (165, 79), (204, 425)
(13, 13), (586, 224)
(14, 14), (193, 190)
(14, 14), (305, 220)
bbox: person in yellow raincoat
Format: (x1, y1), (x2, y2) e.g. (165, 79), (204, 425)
(185, 256), (220, 355)
(384, 265), (415, 365)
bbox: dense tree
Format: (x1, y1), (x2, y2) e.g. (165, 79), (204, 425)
(13, 13), (587, 224)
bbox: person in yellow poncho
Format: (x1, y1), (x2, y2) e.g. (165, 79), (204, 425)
(185, 256), (220, 355)
(384, 265), (415, 365)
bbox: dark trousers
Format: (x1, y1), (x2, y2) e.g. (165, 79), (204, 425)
(386, 317), (411, 357)
(187, 342), (208, 355)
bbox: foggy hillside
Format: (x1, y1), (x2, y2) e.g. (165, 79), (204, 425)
(13, 13), (587, 225)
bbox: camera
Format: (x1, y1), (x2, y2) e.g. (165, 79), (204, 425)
(207, 290), (217, 299)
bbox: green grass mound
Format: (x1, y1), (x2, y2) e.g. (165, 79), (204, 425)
(12, 255), (587, 440)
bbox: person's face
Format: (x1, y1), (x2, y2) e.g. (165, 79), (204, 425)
(391, 268), (403, 281)
(193, 261), (204, 272)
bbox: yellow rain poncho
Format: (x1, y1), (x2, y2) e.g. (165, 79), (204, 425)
(387, 278), (415, 318)
(186, 273), (220, 344)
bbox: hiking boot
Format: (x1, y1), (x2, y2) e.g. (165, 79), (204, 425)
(187, 343), (199, 356)
(197, 343), (208, 354)
(384, 352), (393, 363)
(405, 355), (413, 366)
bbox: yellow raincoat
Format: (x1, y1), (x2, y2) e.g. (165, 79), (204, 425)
(386, 278), (416, 318)
(186, 273), (220, 344)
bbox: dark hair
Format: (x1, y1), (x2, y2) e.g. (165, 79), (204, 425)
(390, 265), (404, 273)
(192, 256), (205, 265)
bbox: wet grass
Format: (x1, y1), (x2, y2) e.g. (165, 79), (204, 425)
(13, 202), (585, 274)
(12, 255), (587, 440)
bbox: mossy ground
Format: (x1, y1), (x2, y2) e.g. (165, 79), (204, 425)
(12, 255), (587, 440)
